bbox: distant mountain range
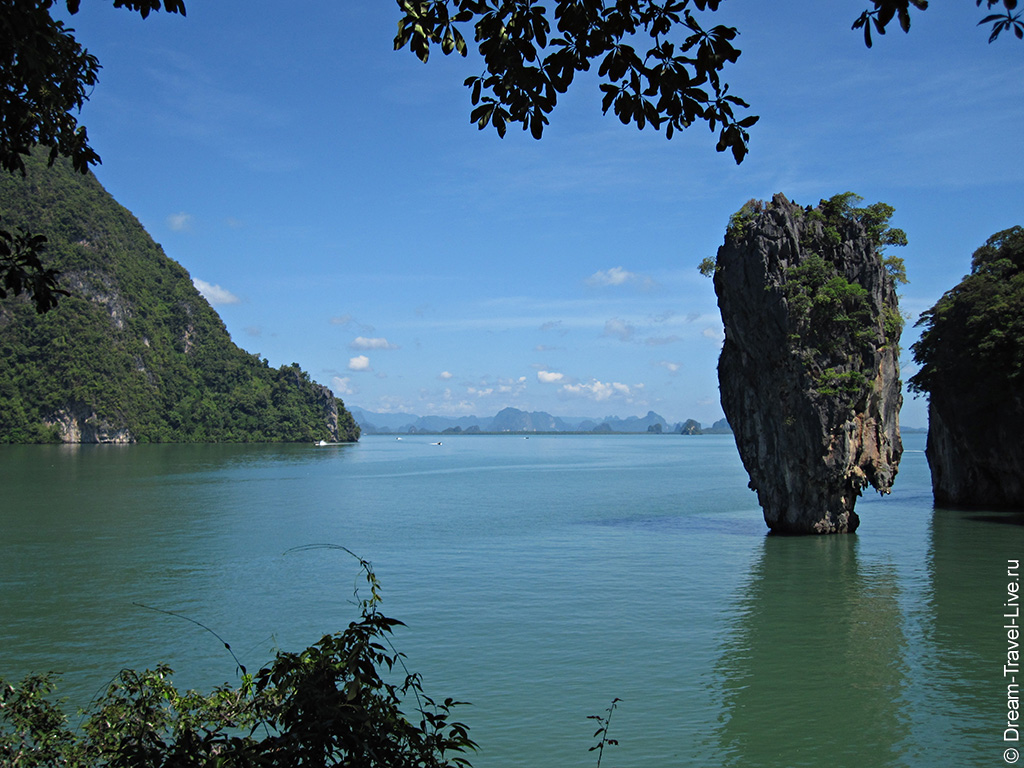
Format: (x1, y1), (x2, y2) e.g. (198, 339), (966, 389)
(349, 406), (732, 435)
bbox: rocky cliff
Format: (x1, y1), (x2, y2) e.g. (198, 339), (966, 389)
(910, 226), (1024, 508)
(0, 151), (359, 444)
(925, 399), (1024, 507)
(711, 193), (904, 534)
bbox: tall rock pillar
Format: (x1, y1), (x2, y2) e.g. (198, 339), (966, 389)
(712, 193), (904, 533)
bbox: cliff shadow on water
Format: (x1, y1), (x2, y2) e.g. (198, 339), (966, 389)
(925, 504), (1023, 749)
(710, 503), (1015, 768)
(710, 193), (906, 534)
(711, 535), (909, 768)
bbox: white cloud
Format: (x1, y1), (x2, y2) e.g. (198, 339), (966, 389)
(585, 266), (656, 289)
(537, 370), (564, 384)
(439, 371), (454, 380)
(192, 278), (240, 306)
(422, 390), (480, 416)
(464, 376), (527, 400)
(350, 336), (398, 350)
(331, 376), (355, 395)
(499, 376), (528, 394)
(586, 266), (632, 286)
(703, 326), (725, 343)
(656, 361), (681, 373)
(376, 395), (413, 413)
(560, 379), (633, 402)
(167, 212), (193, 232)
(348, 355), (372, 371)
(603, 317), (636, 342)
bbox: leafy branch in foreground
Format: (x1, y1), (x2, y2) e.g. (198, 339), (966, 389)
(0, 549), (477, 768)
(0, 220), (68, 314)
(395, 0), (1020, 155)
(394, 0), (759, 162)
(852, 0), (1023, 47)
(588, 697), (622, 768)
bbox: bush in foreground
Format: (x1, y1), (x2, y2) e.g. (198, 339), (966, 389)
(0, 550), (475, 768)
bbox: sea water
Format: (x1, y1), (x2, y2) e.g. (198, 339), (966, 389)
(0, 433), (1018, 767)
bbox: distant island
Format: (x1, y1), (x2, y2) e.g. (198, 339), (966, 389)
(349, 405), (732, 435)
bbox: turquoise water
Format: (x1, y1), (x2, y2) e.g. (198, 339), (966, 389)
(0, 433), (1018, 767)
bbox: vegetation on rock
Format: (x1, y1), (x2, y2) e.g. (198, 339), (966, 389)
(713, 191), (907, 411)
(793, 194), (904, 404)
(710, 192), (904, 533)
(910, 226), (1023, 403)
(0, 151), (358, 443)
(908, 225), (1024, 508)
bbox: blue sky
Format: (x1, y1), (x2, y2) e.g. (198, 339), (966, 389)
(58, 1), (1022, 427)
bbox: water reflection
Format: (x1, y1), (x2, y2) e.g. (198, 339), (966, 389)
(713, 535), (908, 768)
(911, 506), (1017, 764)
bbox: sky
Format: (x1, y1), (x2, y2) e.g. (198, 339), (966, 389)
(55, 1), (1023, 428)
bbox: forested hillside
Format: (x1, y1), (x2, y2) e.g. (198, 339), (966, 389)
(0, 152), (358, 443)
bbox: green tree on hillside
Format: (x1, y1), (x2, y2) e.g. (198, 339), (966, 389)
(0, 151), (359, 443)
(910, 225), (1024, 402)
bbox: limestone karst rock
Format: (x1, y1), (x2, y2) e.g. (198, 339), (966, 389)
(711, 193), (904, 534)
(910, 226), (1024, 508)
(0, 151), (359, 444)
(924, 400), (1024, 508)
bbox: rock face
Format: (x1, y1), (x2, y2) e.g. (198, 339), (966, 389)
(926, 399), (1024, 507)
(909, 226), (1024, 508)
(677, 419), (702, 435)
(46, 402), (134, 444)
(712, 194), (903, 534)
